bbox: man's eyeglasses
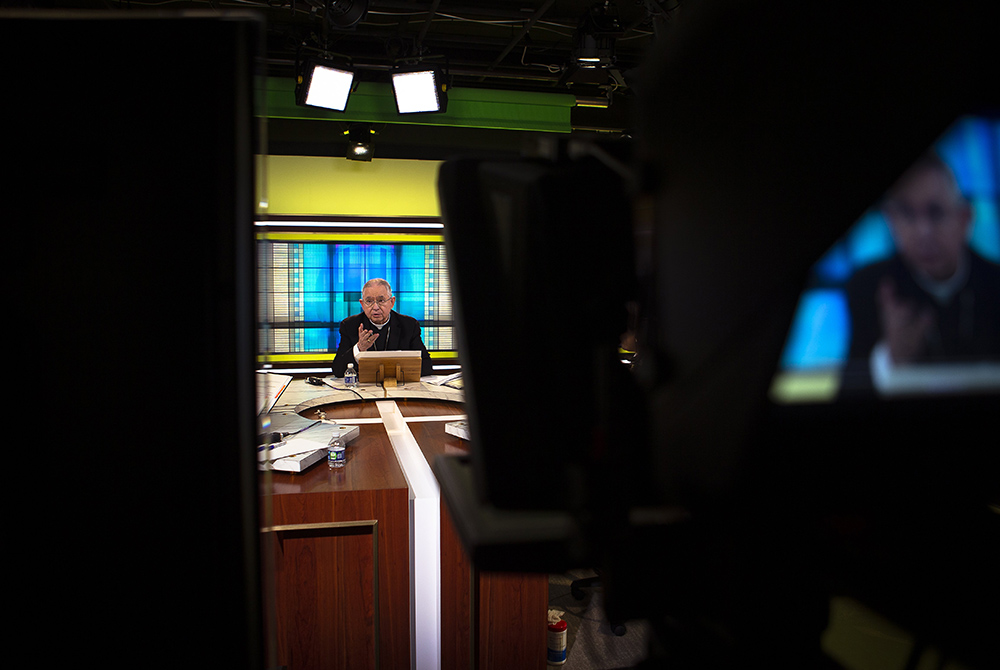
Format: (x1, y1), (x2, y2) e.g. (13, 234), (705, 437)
(362, 296), (392, 306)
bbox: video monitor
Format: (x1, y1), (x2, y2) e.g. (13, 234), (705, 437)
(771, 115), (1000, 402)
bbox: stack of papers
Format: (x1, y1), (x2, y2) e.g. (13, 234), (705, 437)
(261, 449), (328, 473)
(257, 418), (360, 473)
(444, 420), (469, 440)
(427, 371), (463, 389)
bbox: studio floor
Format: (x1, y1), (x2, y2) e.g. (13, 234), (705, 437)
(546, 570), (974, 670)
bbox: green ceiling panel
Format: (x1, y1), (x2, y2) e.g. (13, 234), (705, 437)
(258, 76), (574, 133)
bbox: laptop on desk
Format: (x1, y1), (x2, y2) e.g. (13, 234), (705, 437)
(256, 371), (293, 416)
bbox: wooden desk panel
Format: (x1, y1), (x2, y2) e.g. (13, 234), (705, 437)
(263, 421), (410, 670)
(400, 403), (548, 670)
(263, 395), (547, 670)
(441, 501), (474, 670)
(271, 522), (379, 670)
(440, 500), (547, 670)
(477, 571), (549, 670)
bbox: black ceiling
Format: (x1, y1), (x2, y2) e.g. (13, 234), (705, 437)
(20, 1), (678, 156)
(261, 1), (670, 98)
(27, 1), (673, 100)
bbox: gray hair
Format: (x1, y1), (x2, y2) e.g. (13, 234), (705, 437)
(362, 278), (393, 296)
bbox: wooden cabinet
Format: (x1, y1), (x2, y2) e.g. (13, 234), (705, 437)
(262, 420), (411, 670)
(262, 396), (547, 670)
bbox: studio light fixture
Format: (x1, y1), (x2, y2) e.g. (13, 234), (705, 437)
(573, 2), (623, 68)
(574, 32), (616, 68)
(325, 0), (369, 29)
(296, 58), (355, 112)
(390, 68), (448, 114)
(345, 122), (374, 161)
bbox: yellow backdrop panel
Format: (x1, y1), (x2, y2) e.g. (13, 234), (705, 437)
(261, 155), (443, 217)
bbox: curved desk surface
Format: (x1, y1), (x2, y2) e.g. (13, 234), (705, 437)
(298, 387), (468, 478)
(265, 383), (467, 495)
(260, 379), (547, 670)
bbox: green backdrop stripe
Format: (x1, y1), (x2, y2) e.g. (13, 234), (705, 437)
(258, 77), (574, 133)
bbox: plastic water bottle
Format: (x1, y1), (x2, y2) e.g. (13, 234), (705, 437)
(327, 438), (345, 468)
(344, 363), (358, 388)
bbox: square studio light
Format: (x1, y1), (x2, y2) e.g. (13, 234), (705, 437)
(390, 69), (447, 114)
(297, 60), (355, 112)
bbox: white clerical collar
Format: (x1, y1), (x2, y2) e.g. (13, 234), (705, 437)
(371, 313), (391, 329)
(912, 252), (969, 304)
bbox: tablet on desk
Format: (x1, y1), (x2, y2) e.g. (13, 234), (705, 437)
(356, 350), (422, 384)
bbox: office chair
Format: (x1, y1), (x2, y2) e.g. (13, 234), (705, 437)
(571, 570), (627, 636)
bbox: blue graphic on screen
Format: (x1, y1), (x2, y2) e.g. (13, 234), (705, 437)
(780, 115), (1000, 372)
(259, 241), (452, 353)
(296, 244), (397, 348)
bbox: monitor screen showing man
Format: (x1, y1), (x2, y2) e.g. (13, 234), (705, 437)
(331, 278), (434, 378)
(843, 152), (1000, 394)
(771, 117), (1000, 403)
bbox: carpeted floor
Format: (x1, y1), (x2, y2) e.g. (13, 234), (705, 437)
(548, 569), (652, 670)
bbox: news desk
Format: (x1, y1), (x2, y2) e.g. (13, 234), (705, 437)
(259, 380), (548, 670)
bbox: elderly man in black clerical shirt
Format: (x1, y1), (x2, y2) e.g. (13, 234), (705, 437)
(331, 278), (434, 378)
(843, 152), (1000, 392)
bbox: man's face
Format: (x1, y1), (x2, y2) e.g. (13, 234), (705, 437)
(883, 165), (971, 281)
(360, 284), (395, 325)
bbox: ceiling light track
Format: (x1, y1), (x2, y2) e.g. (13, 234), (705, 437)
(415, 0), (442, 48)
(486, 0), (557, 73)
(273, 57), (566, 84)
